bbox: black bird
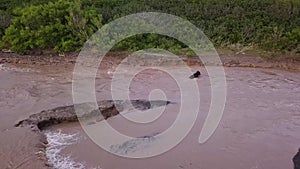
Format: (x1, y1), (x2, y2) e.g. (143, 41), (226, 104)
(293, 148), (300, 169)
(189, 71), (201, 79)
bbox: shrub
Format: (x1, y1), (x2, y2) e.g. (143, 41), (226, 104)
(2, 0), (102, 52)
(1, 0), (299, 54)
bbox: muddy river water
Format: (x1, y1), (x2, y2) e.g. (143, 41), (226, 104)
(0, 62), (299, 169)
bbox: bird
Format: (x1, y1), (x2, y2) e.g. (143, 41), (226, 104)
(293, 148), (300, 169)
(189, 71), (201, 79)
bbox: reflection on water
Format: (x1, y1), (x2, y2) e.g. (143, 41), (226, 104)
(0, 63), (299, 169)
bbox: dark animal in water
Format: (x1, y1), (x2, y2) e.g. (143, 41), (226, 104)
(189, 71), (201, 79)
(293, 148), (300, 169)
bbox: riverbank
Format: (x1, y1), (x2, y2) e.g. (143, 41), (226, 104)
(0, 51), (299, 71)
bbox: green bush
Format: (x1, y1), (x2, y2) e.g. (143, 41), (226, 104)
(0, 0), (299, 54)
(91, 0), (300, 54)
(2, 0), (102, 52)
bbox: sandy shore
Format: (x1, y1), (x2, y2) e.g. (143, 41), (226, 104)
(0, 51), (299, 71)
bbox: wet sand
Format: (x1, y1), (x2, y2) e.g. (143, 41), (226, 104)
(0, 58), (299, 168)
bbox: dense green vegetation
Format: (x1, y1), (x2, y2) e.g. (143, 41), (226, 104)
(1, 0), (102, 52)
(0, 0), (299, 55)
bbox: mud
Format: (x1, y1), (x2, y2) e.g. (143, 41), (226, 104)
(15, 100), (171, 130)
(1, 51), (299, 71)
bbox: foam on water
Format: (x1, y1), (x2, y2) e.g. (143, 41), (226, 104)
(45, 130), (101, 169)
(0, 64), (34, 72)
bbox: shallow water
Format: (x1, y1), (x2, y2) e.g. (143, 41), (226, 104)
(0, 63), (299, 169)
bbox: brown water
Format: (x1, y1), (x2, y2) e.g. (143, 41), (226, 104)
(0, 63), (299, 169)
